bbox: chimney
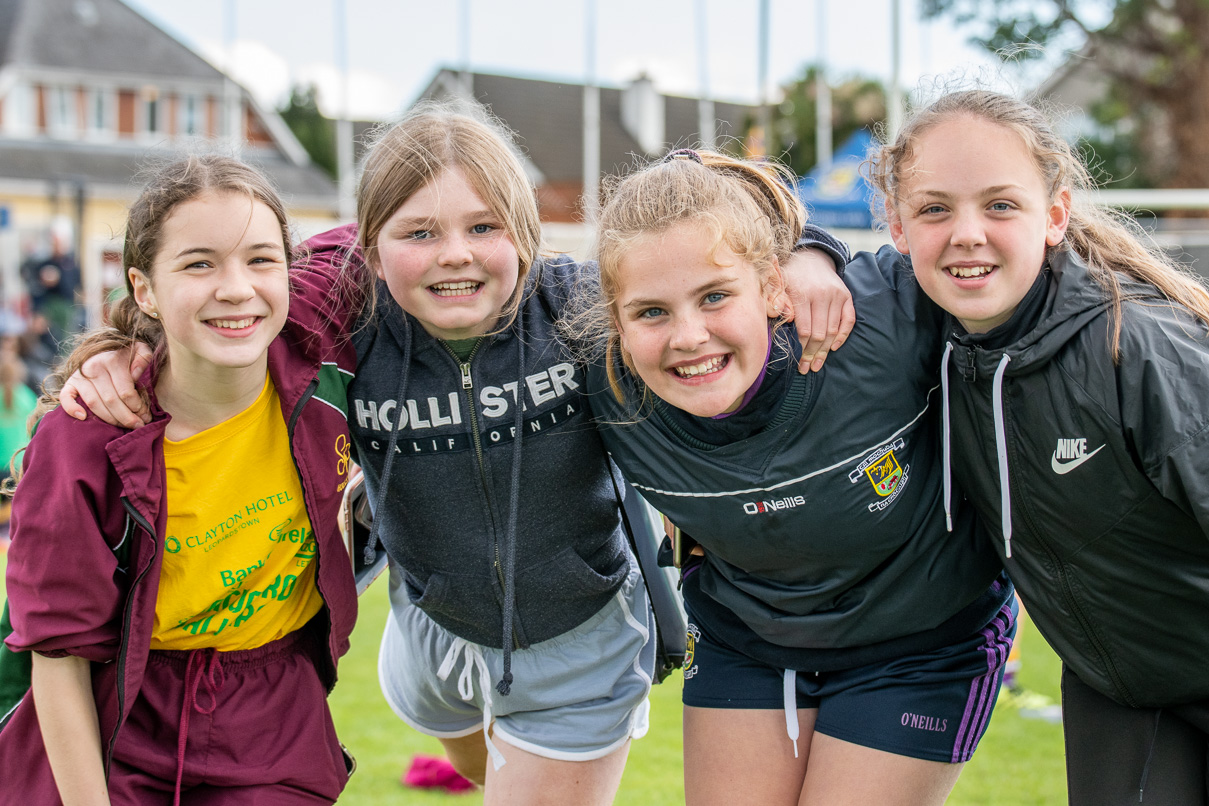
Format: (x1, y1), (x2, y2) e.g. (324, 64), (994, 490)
(621, 74), (665, 155)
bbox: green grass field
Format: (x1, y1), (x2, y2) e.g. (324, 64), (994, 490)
(2, 548), (1068, 803)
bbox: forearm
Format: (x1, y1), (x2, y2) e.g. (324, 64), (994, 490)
(31, 653), (110, 806)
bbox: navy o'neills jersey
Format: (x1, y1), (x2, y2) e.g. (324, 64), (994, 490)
(588, 247), (1004, 653)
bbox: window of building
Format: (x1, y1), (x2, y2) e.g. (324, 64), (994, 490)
(85, 88), (114, 137)
(179, 94), (202, 137)
(141, 87), (162, 138)
(2, 82), (34, 136)
(47, 86), (77, 138)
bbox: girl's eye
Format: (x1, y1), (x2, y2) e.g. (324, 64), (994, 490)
(990, 201), (1014, 212)
(472, 224), (495, 235)
(184, 260), (212, 270)
(922, 204), (946, 215)
(409, 230), (431, 241)
(703, 292), (726, 305)
(638, 307), (666, 320)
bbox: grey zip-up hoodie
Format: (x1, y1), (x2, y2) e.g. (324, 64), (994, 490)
(943, 249), (1209, 708)
(304, 227), (629, 672)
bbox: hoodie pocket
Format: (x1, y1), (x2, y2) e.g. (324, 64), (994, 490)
(517, 545), (629, 602)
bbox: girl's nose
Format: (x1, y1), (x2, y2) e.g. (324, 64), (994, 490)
(669, 313), (709, 351)
(950, 209), (987, 248)
(437, 232), (473, 268)
(215, 265), (256, 303)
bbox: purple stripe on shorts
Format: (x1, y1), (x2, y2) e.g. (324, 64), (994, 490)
(950, 603), (1016, 763)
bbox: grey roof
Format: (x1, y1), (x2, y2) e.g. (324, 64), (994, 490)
(419, 70), (757, 184)
(0, 0), (223, 80)
(0, 138), (338, 211)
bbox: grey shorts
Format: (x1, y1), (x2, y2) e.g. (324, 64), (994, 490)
(378, 562), (655, 764)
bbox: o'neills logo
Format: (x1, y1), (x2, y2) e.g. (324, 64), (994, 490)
(743, 495), (806, 515)
(901, 712), (948, 732)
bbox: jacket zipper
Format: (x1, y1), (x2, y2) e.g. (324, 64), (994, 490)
(995, 377), (1137, 707)
(285, 377), (337, 690)
(440, 341), (506, 593)
(440, 341), (520, 648)
(109, 498), (157, 774)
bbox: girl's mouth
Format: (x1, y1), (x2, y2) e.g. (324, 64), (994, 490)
(205, 316), (261, 335)
(946, 265), (995, 278)
(430, 281), (483, 297)
(671, 354), (729, 378)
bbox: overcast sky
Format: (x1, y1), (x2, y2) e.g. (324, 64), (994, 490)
(122, 0), (1012, 120)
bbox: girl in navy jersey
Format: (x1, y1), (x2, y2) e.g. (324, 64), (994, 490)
(580, 149), (1014, 806)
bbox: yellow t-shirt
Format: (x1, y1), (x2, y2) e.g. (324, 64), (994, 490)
(150, 375), (325, 651)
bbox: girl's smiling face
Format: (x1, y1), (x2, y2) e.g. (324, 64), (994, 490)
(373, 167), (521, 340)
(130, 190), (288, 379)
(889, 114), (1071, 333)
(613, 221), (783, 417)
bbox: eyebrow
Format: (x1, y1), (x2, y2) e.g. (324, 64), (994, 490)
(911, 184), (1026, 201)
(622, 274), (740, 310)
(172, 242), (283, 259)
(388, 209), (496, 228)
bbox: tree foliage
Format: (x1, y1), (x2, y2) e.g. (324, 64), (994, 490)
(923, 0), (1209, 189)
(278, 85), (337, 179)
(772, 66), (886, 176)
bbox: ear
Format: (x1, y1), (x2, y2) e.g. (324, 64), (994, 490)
(1046, 186), (1073, 247)
(763, 257), (789, 319)
(128, 267), (156, 316)
(888, 207), (911, 255)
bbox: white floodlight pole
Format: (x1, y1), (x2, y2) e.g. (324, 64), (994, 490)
(888, 0), (903, 141)
(583, 0), (601, 223)
(460, 0), (473, 98)
(816, 0), (832, 170)
(696, 0), (715, 150)
(335, 0), (355, 220)
(757, 0), (770, 156)
(224, 0), (241, 150)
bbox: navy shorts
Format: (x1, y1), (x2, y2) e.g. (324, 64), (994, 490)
(682, 595), (1018, 763)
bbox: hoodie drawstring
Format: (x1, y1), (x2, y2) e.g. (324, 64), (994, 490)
(496, 308), (525, 697)
(991, 353), (1013, 558)
(782, 670), (800, 758)
(438, 638), (508, 770)
(363, 316), (413, 569)
(1137, 709), (1163, 802)
(940, 343), (953, 533)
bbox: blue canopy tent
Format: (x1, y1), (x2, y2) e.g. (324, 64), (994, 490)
(795, 128), (878, 229)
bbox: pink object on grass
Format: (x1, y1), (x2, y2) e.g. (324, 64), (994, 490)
(402, 754), (477, 793)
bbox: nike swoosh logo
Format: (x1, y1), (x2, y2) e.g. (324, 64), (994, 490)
(1051, 444), (1105, 475)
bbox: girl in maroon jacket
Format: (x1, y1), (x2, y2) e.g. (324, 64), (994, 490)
(0, 155), (359, 805)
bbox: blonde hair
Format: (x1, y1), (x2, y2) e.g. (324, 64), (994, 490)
(38, 155), (291, 417)
(869, 89), (1209, 359)
(355, 100), (542, 327)
(588, 150), (804, 402)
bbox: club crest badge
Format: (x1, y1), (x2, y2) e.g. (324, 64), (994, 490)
(866, 451), (903, 496)
(849, 439), (911, 512)
(684, 623), (701, 679)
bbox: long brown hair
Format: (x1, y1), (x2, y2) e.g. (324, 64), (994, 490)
(869, 89), (1209, 359)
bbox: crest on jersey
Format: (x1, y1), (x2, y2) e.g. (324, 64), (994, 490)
(683, 624), (701, 679)
(865, 451), (903, 497)
(849, 439), (911, 512)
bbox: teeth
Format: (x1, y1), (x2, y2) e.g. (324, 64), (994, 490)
(210, 317), (256, 329)
(947, 265), (994, 278)
(673, 356), (726, 377)
(431, 281), (481, 297)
